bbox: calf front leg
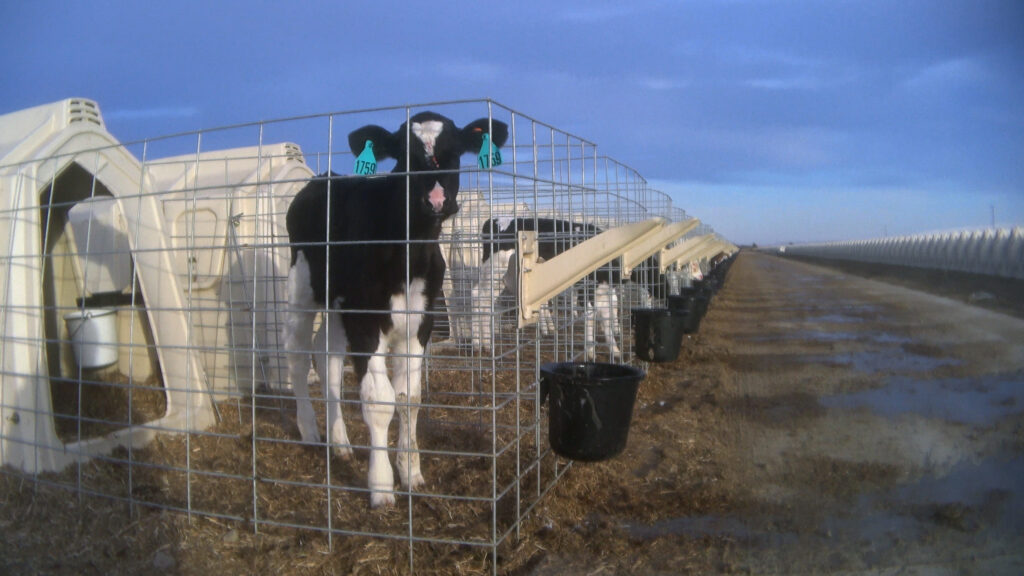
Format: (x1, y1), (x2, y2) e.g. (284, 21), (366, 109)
(393, 337), (425, 491)
(540, 301), (556, 336)
(596, 283), (622, 359)
(359, 342), (396, 508)
(469, 283), (492, 352)
(584, 302), (598, 361)
(471, 249), (516, 353)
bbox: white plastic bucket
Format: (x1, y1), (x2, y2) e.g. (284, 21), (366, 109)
(63, 308), (119, 369)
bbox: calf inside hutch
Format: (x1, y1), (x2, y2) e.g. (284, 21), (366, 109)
(1, 98), (713, 570)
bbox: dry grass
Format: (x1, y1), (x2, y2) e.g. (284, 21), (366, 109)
(3, 322), (742, 575)
(50, 371), (167, 443)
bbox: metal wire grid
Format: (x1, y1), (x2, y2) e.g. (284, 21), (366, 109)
(0, 99), (686, 570)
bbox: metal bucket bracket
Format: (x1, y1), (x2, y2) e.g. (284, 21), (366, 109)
(517, 218), (665, 328)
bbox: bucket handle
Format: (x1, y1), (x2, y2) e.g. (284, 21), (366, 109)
(66, 309), (101, 340)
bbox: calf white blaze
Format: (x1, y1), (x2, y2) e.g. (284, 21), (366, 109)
(411, 120), (444, 156)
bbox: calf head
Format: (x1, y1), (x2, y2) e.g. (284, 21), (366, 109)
(480, 217), (518, 262)
(348, 112), (509, 219)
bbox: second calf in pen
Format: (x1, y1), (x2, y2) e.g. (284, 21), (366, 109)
(471, 217), (651, 359)
(285, 112), (507, 507)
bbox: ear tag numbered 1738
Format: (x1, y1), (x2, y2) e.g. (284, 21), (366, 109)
(354, 140), (377, 175)
(477, 133), (503, 169)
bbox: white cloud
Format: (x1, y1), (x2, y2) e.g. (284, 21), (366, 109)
(637, 76), (691, 91)
(743, 76), (821, 91)
(742, 70), (860, 92)
(904, 57), (989, 90)
(727, 46), (822, 70)
(728, 47), (857, 92)
(690, 126), (844, 168)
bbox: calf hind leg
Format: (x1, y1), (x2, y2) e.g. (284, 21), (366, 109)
(313, 314), (352, 459)
(285, 262), (320, 444)
(597, 284), (622, 359)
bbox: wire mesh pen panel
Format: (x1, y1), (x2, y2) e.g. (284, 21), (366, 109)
(0, 98), (691, 570)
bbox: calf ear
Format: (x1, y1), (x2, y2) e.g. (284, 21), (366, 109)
(460, 118), (509, 153)
(348, 125), (399, 160)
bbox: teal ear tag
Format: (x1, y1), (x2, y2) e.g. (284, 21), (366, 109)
(477, 133), (503, 169)
(354, 140), (377, 175)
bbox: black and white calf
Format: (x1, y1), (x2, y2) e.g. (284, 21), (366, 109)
(285, 112), (508, 507)
(470, 217), (651, 359)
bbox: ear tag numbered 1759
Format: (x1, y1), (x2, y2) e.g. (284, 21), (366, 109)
(354, 140), (377, 175)
(477, 133), (503, 169)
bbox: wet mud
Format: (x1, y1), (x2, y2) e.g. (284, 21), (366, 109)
(532, 252), (1024, 574)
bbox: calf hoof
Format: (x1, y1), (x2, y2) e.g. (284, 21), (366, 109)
(405, 472), (425, 491)
(296, 412), (321, 444)
(299, 427), (321, 445)
(370, 490), (396, 508)
(332, 444), (354, 460)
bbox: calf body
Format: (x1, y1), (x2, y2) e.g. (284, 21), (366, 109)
(470, 217), (633, 359)
(285, 112), (507, 507)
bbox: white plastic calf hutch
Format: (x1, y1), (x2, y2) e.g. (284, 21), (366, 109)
(147, 142), (313, 395)
(0, 99), (213, 473)
(0, 98), (728, 572)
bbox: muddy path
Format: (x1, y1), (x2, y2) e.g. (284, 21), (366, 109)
(3, 251), (1022, 575)
(528, 251), (1024, 574)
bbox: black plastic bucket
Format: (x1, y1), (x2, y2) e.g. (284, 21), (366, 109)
(667, 294), (697, 315)
(678, 286), (711, 329)
(694, 291), (711, 319)
(631, 308), (687, 362)
(540, 362), (646, 462)
(667, 295), (703, 334)
(686, 309), (704, 334)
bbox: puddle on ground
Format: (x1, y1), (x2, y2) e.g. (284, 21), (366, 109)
(830, 451), (1024, 541)
(625, 452), (1024, 558)
(809, 348), (959, 374)
(808, 313), (865, 324)
(889, 452), (1024, 534)
(742, 330), (857, 343)
(819, 372), (1024, 425)
(623, 515), (797, 547)
(868, 332), (912, 345)
(743, 331), (912, 345)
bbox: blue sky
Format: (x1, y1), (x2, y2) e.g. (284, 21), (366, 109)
(2, 0), (1021, 245)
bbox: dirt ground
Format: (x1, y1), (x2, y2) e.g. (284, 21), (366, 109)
(3, 251), (1023, 574)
